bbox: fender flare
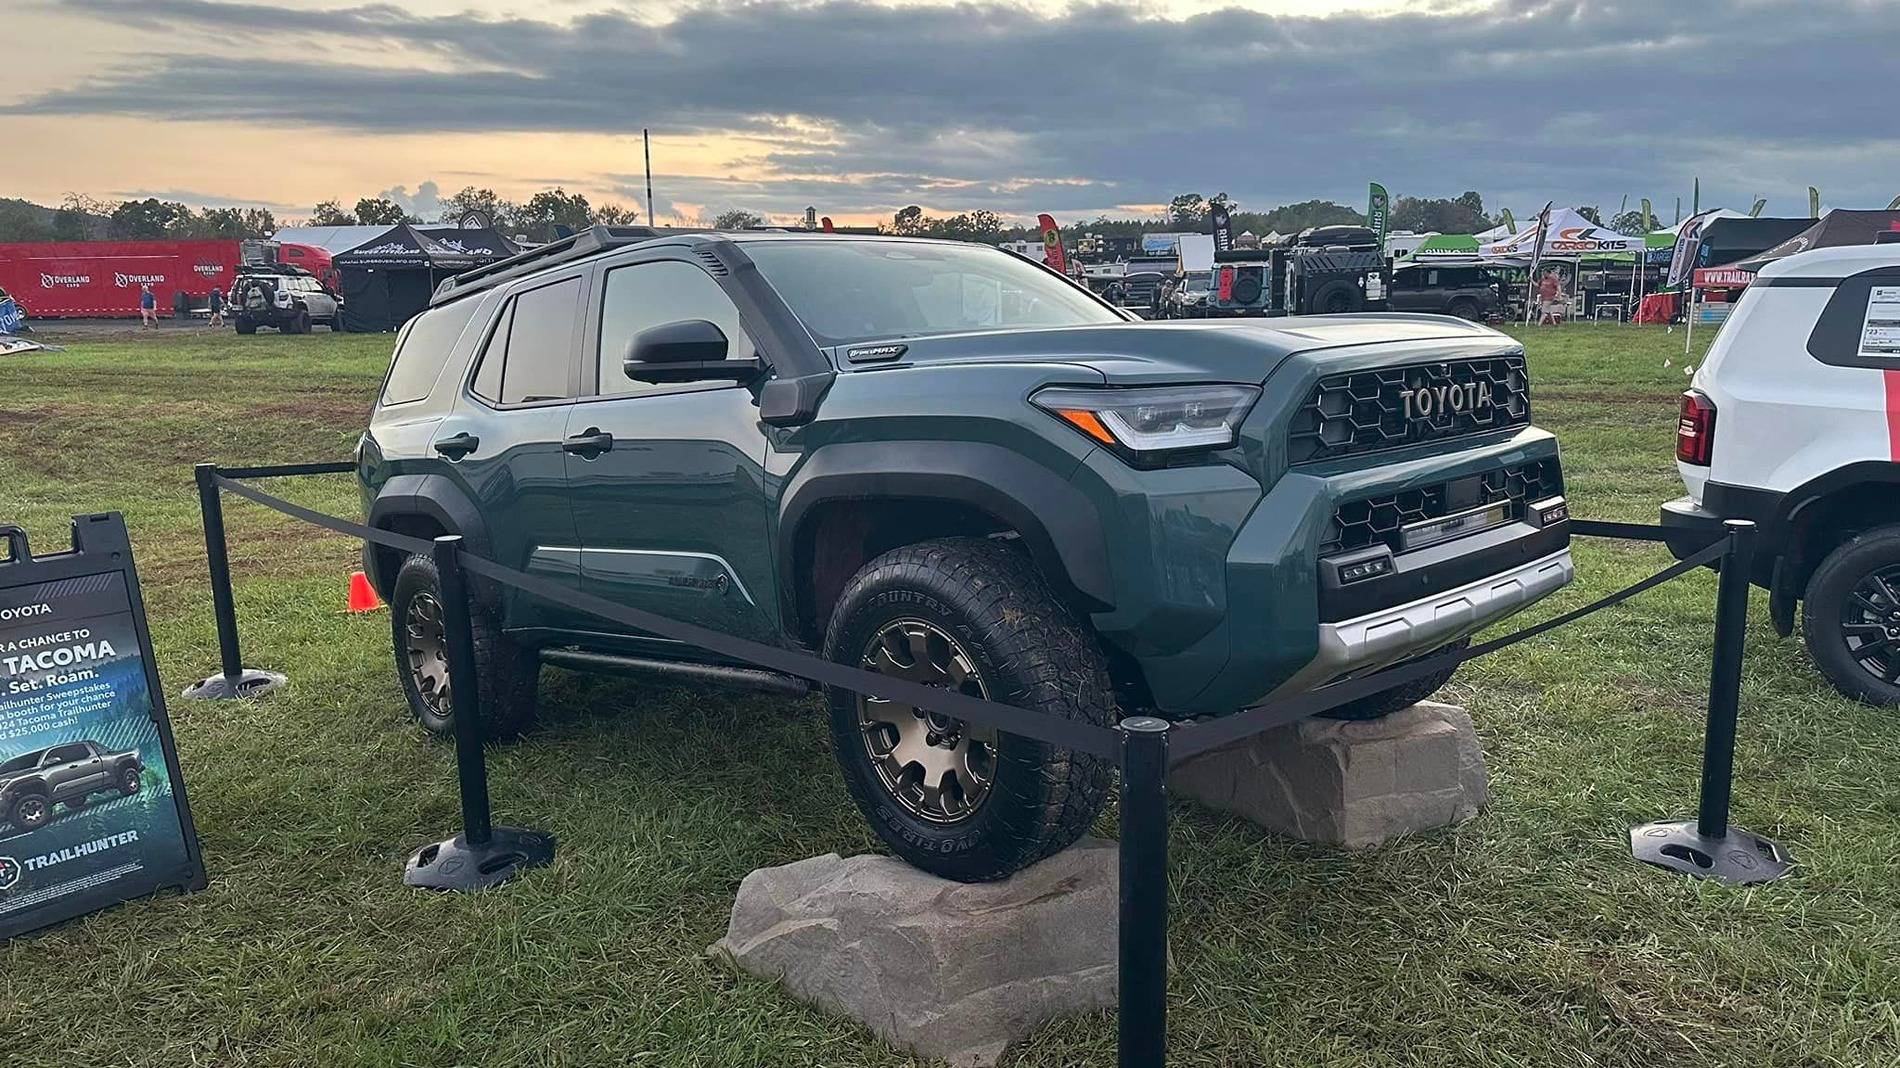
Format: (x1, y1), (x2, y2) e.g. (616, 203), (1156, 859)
(778, 440), (1116, 626)
(365, 473), (496, 595)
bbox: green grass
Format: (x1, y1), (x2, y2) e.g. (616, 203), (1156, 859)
(2, 323), (1897, 1067)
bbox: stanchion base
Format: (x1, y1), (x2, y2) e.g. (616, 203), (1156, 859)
(403, 827), (557, 892)
(181, 668), (287, 700)
(1630, 820), (1793, 885)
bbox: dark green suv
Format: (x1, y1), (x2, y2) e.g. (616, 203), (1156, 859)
(359, 226), (1572, 881)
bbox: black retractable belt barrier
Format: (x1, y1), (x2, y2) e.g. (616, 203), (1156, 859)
(403, 536), (556, 891)
(180, 463), (287, 700)
(1631, 520), (1794, 884)
(195, 460), (1800, 1063)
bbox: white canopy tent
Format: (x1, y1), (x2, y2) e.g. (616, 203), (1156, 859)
(1481, 208), (1645, 260)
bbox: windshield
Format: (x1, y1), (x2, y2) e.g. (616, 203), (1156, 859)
(743, 240), (1122, 346)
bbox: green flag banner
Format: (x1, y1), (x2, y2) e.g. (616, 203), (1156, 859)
(1367, 183), (1389, 248)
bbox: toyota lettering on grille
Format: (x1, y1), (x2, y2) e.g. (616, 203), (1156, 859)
(1399, 381), (1497, 421)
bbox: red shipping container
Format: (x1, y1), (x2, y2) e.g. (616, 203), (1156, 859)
(0, 240), (243, 318)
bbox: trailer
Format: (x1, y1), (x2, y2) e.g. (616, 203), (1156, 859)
(0, 240), (243, 318)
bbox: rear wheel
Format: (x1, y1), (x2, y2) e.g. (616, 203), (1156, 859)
(1447, 297), (1483, 321)
(390, 553), (540, 738)
(1318, 638), (1468, 721)
(1803, 526), (1900, 706)
(823, 538), (1115, 882)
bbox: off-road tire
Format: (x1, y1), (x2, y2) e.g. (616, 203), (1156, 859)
(7, 791), (51, 832)
(117, 766), (142, 796)
(1802, 525), (1900, 706)
(1318, 638), (1469, 721)
(390, 553), (540, 739)
(823, 537), (1116, 882)
(235, 320), (257, 335)
(1447, 297), (1483, 321)
(1311, 280), (1362, 315)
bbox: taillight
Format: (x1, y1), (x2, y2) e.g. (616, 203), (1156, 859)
(1677, 390), (1716, 465)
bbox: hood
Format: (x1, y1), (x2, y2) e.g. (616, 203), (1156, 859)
(833, 315), (1512, 386)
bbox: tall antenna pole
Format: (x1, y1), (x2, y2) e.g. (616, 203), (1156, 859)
(644, 129), (655, 225)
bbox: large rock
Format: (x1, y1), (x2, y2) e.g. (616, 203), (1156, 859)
(1171, 700), (1487, 849)
(711, 838), (1119, 1066)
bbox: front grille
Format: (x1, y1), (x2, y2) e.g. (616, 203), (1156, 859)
(1321, 457), (1563, 557)
(1289, 355), (1530, 464)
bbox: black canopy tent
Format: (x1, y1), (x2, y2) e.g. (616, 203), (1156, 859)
(1732, 210), (1900, 272)
(334, 225), (514, 332)
(1694, 217), (1812, 272)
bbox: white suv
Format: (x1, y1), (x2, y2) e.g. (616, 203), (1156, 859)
(1662, 240), (1900, 704)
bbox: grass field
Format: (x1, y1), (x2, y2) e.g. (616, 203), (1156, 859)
(2, 322), (1897, 1067)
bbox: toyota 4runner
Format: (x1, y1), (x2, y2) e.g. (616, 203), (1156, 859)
(359, 226), (1573, 881)
(1663, 241), (1900, 705)
(234, 267), (340, 334)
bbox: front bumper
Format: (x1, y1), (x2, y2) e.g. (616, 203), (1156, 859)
(1273, 547), (1573, 696)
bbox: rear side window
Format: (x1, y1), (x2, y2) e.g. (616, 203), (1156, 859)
(471, 277), (583, 405)
(382, 299), (483, 405)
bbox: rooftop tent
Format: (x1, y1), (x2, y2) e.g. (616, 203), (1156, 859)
(1732, 209), (1900, 271)
(1400, 233), (1480, 262)
(1481, 208), (1645, 260)
(332, 225), (507, 332)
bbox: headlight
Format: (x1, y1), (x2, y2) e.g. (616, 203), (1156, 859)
(1032, 384), (1259, 454)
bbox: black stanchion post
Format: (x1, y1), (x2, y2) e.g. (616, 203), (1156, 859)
(1118, 715), (1170, 1068)
(181, 462), (287, 700)
(1631, 519), (1793, 884)
(404, 535), (555, 891)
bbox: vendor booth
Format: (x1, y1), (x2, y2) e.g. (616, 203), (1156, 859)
(332, 226), (515, 332)
(1734, 209), (1900, 272)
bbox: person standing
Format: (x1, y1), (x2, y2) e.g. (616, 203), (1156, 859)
(1536, 269), (1563, 325)
(139, 283), (157, 328)
(206, 285), (226, 328)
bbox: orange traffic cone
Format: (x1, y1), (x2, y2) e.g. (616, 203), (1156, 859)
(346, 571), (384, 613)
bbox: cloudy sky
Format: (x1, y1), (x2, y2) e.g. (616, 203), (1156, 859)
(5, 0), (1894, 226)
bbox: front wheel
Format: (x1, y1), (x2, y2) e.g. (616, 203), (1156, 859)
(1318, 638), (1468, 721)
(117, 766), (142, 796)
(1803, 526), (1900, 706)
(389, 553), (540, 738)
(823, 538), (1115, 883)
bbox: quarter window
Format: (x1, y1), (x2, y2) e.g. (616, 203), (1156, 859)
(598, 261), (755, 397)
(470, 277), (582, 404)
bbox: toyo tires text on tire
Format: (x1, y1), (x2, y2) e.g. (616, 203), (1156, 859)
(389, 552), (541, 739)
(1318, 637), (1468, 721)
(822, 537), (1116, 883)
(1802, 524), (1900, 706)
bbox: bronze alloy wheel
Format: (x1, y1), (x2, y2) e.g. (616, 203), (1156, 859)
(14, 795), (49, 830)
(405, 590), (452, 719)
(856, 619), (997, 824)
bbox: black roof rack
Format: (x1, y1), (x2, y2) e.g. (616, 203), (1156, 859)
(430, 224), (705, 306)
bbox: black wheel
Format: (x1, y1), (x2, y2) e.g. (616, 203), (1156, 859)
(235, 320), (257, 335)
(1312, 281), (1361, 315)
(7, 791), (51, 833)
(1318, 638), (1468, 721)
(823, 537), (1115, 882)
(390, 553), (540, 738)
(1446, 297), (1483, 321)
(65, 796), (87, 811)
(117, 766), (142, 796)
(1803, 526), (1900, 706)
(287, 309), (310, 334)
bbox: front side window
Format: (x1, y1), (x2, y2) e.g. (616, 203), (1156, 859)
(598, 260), (755, 397)
(742, 240), (1120, 346)
(470, 277), (582, 404)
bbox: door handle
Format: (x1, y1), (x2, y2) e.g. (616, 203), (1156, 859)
(563, 429), (614, 457)
(434, 432), (479, 459)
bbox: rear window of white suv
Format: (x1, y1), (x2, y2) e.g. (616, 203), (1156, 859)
(381, 298), (484, 405)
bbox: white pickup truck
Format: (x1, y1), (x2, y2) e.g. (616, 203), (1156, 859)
(1662, 239), (1900, 705)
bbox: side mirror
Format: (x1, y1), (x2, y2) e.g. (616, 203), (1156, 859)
(624, 319), (763, 385)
